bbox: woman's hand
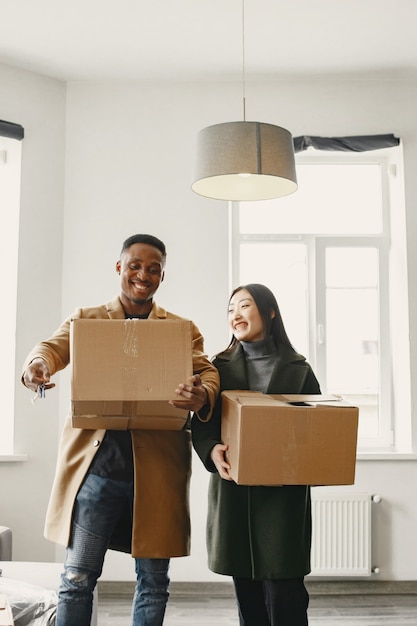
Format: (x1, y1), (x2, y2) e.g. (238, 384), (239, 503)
(169, 374), (208, 412)
(210, 443), (233, 481)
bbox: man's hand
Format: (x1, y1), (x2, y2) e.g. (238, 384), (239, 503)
(210, 443), (233, 480)
(169, 374), (208, 413)
(22, 358), (56, 393)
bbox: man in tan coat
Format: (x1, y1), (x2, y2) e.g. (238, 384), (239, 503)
(21, 233), (219, 626)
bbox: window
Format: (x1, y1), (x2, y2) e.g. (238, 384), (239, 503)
(231, 145), (411, 452)
(0, 133), (23, 455)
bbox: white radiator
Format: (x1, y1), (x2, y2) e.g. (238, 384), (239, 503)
(310, 491), (375, 577)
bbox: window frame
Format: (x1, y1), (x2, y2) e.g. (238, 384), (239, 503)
(315, 235), (393, 449)
(230, 146), (408, 453)
(0, 134), (23, 457)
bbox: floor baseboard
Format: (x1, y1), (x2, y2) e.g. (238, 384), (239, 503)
(98, 579), (417, 598)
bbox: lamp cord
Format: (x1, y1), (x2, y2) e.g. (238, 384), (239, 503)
(242, 0), (246, 121)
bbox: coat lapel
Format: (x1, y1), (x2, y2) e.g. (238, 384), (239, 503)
(104, 298), (168, 320)
(266, 346), (310, 394)
(215, 345), (249, 391)
(105, 296), (126, 319)
(215, 343), (311, 394)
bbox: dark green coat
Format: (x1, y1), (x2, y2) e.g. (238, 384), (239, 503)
(192, 343), (321, 580)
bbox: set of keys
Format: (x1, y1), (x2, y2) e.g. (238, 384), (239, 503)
(31, 383), (46, 405)
(37, 383), (46, 399)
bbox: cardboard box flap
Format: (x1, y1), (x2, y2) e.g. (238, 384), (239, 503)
(0, 594), (13, 626)
(222, 390), (351, 409)
(276, 393), (343, 404)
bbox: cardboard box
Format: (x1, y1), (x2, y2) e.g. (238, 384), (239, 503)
(221, 391), (359, 486)
(0, 595), (13, 626)
(70, 319), (193, 430)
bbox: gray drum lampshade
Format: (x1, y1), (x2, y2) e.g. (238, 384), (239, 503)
(191, 121), (298, 201)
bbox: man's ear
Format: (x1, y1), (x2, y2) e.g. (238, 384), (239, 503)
(116, 260), (121, 275)
(161, 270), (165, 283)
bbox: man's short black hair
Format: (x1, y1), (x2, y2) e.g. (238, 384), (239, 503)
(120, 234), (167, 262)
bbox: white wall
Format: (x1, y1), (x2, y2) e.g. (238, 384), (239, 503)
(3, 66), (417, 581)
(1, 61), (66, 561)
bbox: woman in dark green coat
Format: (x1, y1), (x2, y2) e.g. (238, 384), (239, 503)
(192, 284), (321, 626)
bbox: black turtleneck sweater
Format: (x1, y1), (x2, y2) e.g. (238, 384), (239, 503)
(240, 337), (277, 393)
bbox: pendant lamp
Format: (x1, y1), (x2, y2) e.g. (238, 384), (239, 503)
(191, 1), (298, 202)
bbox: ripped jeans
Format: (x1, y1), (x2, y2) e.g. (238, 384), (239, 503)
(56, 473), (170, 626)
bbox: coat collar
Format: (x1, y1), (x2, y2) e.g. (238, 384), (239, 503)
(104, 296), (168, 320)
(214, 342), (311, 394)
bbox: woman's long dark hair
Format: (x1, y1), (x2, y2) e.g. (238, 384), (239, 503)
(225, 283), (294, 352)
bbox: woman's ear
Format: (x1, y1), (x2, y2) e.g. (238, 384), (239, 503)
(270, 310), (276, 319)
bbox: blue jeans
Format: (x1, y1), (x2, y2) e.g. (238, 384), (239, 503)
(56, 473), (170, 626)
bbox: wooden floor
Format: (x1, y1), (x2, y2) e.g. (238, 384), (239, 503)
(97, 581), (417, 625)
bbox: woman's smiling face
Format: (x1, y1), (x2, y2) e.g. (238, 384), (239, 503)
(228, 288), (265, 343)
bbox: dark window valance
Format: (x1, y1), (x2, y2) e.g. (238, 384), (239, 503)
(0, 119), (24, 140)
(293, 134), (399, 153)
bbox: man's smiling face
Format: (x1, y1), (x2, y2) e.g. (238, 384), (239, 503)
(117, 242), (165, 315)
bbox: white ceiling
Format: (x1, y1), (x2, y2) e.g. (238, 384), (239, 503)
(1, 0), (417, 82)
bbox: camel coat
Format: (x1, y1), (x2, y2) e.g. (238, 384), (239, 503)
(23, 297), (219, 558)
